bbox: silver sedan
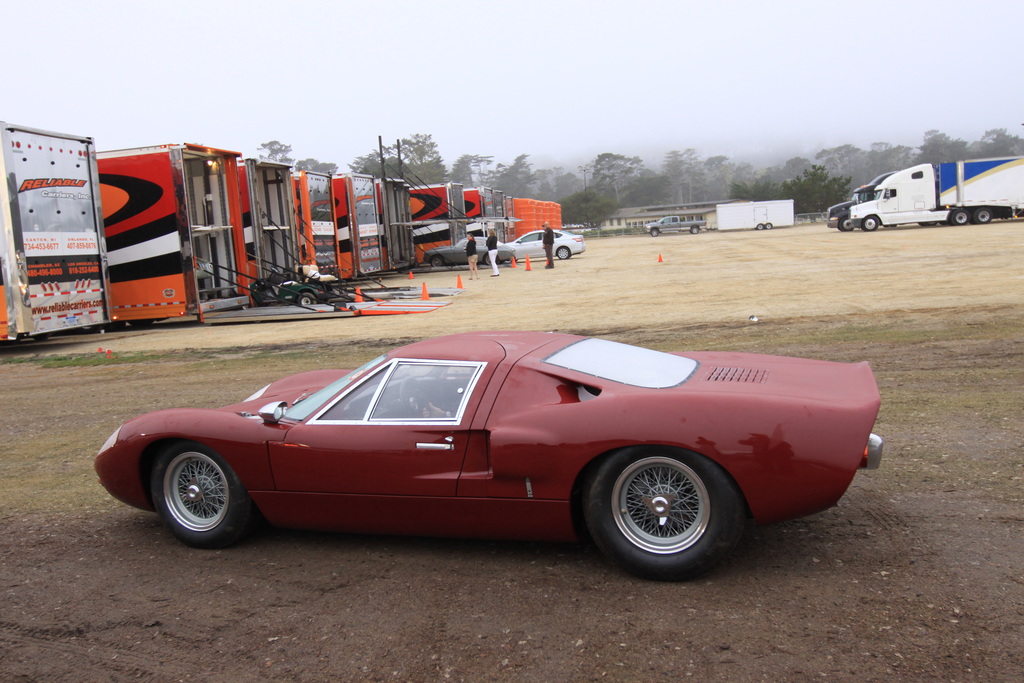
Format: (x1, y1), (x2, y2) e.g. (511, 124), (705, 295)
(509, 230), (586, 260)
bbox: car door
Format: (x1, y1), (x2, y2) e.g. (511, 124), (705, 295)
(268, 359), (488, 496)
(514, 232), (543, 258)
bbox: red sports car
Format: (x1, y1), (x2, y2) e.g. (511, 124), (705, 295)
(95, 331), (883, 580)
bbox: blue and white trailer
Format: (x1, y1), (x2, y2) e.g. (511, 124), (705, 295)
(849, 157), (1024, 230)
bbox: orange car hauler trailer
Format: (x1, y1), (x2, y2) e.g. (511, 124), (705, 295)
(98, 144), (250, 325)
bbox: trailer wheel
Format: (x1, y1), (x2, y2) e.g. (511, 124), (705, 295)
(689, 226), (701, 234)
(971, 208), (993, 224)
(755, 223), (764, 230)
(764, 223), (774, 230)
(947, 208), (970, 226)
(860, 216), (881, 231)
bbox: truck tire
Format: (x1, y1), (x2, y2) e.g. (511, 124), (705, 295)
(948, 208), (970, 226)
(971, 208), (993, 224)
(860, 216), (881, 231)
(689, 226), (701, 234)
(649, 227), (661, 237)
(837, 219), (854, 231)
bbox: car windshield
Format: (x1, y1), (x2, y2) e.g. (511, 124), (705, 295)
(283, 355), (387, 421)
(543, 339), (698, 388)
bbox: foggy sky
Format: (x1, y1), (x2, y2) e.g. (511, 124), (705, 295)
(5, 0), (1022, 171)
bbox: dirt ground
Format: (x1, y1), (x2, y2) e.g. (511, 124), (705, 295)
(2, 221), (1023, 681)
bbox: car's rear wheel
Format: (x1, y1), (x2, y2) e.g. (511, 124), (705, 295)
(689, 226), (701, 234)
(583, 446), (745, 581)
(556, 246), (572, 260)
(151, 441), (259, 549)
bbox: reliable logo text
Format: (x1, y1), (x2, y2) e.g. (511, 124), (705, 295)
(19, 178), (88, 192)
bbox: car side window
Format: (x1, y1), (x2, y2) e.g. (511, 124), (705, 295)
(317, 368), (387, 421)
(314, 360), (485, 424)
(522, 233), (540, 243)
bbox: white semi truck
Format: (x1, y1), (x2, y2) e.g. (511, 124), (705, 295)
(849, 157), (1024, 230)
(1, 122), (109, 340)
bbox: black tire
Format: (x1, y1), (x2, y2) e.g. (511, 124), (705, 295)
(948, 208), (970, 226)
(555, 246), (572, 260)
(689, 226), (701, 234)
(837, 219), (854, 232)
(764, 222), (773, 230)
(297, 293), (317, 307)
(755, 223), (764, 230)
(582, 446), (745, 581)
(429, 255), (446, 268)
(150, 441), (259, 549)
(649, 227), (661, 237)
(971, 207), (993, 224)
(126, 318), (159, 329)
(860, 215), (881, 231)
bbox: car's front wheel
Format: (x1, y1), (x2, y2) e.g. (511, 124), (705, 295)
(429, 255), (446, 268)
(150, 441), (259, 549)
(583, 446), (745, 581)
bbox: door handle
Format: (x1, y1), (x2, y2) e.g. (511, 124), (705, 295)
(416, 436), (455, 450)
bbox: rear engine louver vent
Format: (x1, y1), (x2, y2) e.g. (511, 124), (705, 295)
(706, 367), (770, 383)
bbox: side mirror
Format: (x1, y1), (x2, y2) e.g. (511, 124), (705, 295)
(259, 401), (289, 424)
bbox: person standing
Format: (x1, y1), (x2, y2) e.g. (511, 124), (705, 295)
(465, 232), (479, 280)
(542, 222), (555, 269)
(486, 229), (500, 277)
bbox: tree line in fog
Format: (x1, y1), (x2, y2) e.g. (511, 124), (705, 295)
(259, 127), (1024, 222)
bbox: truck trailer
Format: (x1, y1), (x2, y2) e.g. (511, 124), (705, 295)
(2, 122), (109, 340)
(715, 200), (794, 231)
(849, 157), (1024, 230)
(98, 143), (250, 325)
(293, 170), (339, 278)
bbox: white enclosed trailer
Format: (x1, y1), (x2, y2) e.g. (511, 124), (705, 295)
(1, 122), (109, 339)
(715, 200), (795, 231)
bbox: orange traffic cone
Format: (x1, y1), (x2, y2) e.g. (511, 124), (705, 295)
(511, 257), (518, 269)
(456, 275), (465, 289)
(421, 282), (430, 300)
(525, 255), (532, 271)
(355, 287), (364, 302)
(408, 271), (415, 280)
(657, 254), (664, 263)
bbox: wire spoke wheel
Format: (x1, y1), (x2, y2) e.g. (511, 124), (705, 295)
(612, 457), (709, 554)
(164, 451), (230, 532)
